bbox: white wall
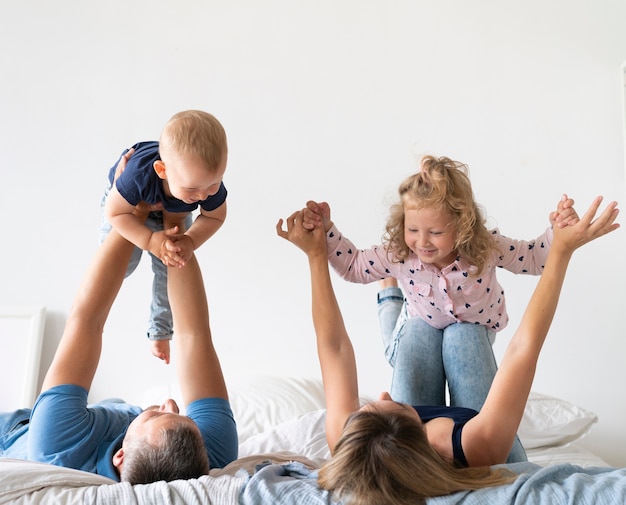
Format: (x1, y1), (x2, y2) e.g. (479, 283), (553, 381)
(1, 1), (625, 465)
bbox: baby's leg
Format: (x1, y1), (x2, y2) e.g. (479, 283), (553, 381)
(151, 338), (171, 364)
(145, 212), (193, 345)
(148, 213), (174, 342)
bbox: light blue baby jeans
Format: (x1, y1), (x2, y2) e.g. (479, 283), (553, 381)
(377, 286), (527, 463)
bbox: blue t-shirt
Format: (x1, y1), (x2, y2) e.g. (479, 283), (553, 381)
(0, 384), (238, 481)
(414, 405), (478, 467)
(108, 141), (227, 213)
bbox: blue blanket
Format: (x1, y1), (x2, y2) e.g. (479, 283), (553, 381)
(240, 461), (626, 505)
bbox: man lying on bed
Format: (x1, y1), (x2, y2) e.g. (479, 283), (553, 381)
(0, 157), (237, 484)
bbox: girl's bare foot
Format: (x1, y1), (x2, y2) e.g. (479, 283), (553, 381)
(378, 278), (398, 289)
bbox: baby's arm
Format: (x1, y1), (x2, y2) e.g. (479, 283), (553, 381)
(186, 202), (227, 248)
(105, 185), (171, 256)
(185, 202), (226, 252)
(160, 203), (228, 268)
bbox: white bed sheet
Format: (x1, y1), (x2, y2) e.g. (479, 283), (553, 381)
(0, 376), (611, 504)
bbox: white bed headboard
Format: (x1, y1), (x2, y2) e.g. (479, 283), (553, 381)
(0, 306), (46, 410)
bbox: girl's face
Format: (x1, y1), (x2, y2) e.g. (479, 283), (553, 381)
(403, 204), (457, 270)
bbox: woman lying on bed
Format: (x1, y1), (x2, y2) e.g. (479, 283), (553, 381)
(276, 196), (619, 505)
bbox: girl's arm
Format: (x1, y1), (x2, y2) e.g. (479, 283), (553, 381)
(277, 210), (361, 452)
(304, 199), (397, 284)
(496, 195), (578, 275)
(462, 197), (619, 466)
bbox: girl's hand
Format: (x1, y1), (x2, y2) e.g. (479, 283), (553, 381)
(303, 200), (332, 232)
(551, 194), (579, 228)
(277, 209), (327, 258)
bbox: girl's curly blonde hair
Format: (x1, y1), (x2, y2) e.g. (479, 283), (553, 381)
(385, 155), (496, 276)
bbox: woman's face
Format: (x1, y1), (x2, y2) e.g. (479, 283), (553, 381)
(359, 391), (423, 423)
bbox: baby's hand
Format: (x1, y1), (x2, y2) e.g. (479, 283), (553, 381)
(147, 227), (184, 268)
(163, 234), (194, 267)
(551, 194), (579, 228)
(303, 200), (332, 232)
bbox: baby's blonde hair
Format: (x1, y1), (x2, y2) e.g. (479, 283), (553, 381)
(384, 155), (496, 276)
(160, 110), (227, 171)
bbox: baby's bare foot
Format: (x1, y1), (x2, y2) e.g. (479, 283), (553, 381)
(151, 339), (171, 365)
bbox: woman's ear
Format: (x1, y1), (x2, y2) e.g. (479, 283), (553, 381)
(153, 160), (167, 179)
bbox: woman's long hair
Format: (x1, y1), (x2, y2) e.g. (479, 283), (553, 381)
(318, 410), (515, 505)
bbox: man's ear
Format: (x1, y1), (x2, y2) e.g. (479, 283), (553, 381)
(154, 160), (167, 179)
(112, 447), (124, 475)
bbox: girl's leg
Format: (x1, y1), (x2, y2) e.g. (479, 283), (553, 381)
(376, 280), (405, 362)
(442, 323), (527, 462)
(389, 316), (446, 406)
(442, 323), (497, 411)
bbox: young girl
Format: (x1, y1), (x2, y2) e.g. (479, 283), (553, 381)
(278, 196), (618, 505)
(304, 155), (576, 462)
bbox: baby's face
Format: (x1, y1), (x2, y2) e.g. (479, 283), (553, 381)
(160, 151), (227, 204)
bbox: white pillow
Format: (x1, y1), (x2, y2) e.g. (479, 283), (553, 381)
(228, 376), (326, 444)
(145, 379), (597, 452)
(238, 409), (330, 464)
(518, 392), (598, 449)
(142, 375), (327, 445)
(238, 390), (599, 461)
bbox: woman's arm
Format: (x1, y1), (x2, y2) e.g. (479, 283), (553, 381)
(463, 197), (619, 466)
(277, 210), (361, 451)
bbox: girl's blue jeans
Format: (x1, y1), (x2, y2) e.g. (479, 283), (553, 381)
(377, 286), (527, 463)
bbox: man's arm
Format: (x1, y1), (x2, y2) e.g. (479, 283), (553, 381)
(167, 250), (228, 404)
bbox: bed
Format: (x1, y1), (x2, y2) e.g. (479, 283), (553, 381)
(1, 376), (623, 504)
